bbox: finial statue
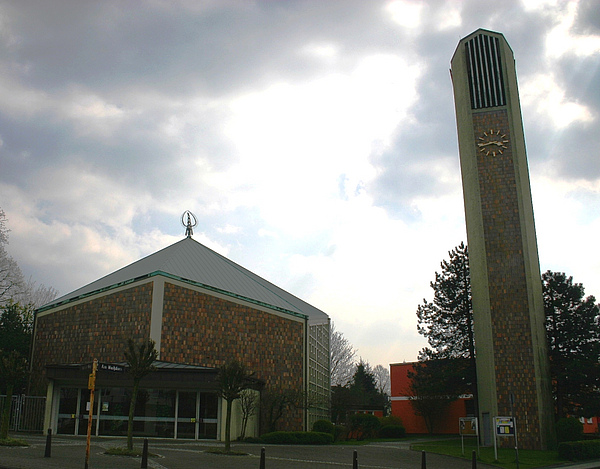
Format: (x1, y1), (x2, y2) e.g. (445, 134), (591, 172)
(181, 211), (198, 238)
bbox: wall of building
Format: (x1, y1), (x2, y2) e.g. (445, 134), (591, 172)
(33, 278), (309, 433)
(307, 322), (330, 428)
(160, 282), (305, 431)
(31, 282), (154, 394)
(390, 362), (472, 435)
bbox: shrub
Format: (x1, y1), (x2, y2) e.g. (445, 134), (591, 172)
(349, 413), (381, 440)
(312, 420), (335, 436)
(0, 438), (29, 447)
(556, 417), (584, 443)
(558, 440), (600, 461)
(260, 432), (298, 444)
(295, 432), (333, 445)
(259, 431), (333, 445)
(379, 424), (406, 439)
(379, 415), (403, 427)
(334, 425), (346, 441)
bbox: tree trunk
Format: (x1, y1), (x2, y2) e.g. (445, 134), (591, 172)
(127, 381), (139, 451)
(0, 384), (14, 439)
(225, 398), (232, 452)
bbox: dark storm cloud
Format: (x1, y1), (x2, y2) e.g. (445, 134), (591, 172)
(575, 0), (600, 35)
(1, 0), (400, 96)
(0, 0), (405, 199)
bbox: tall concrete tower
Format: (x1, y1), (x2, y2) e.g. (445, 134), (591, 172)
(451, 29), (554, 450)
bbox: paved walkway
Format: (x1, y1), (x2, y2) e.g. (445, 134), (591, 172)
(0, 435), (597, 469)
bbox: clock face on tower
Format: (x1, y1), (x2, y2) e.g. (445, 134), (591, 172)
(477, 129), (509, 156)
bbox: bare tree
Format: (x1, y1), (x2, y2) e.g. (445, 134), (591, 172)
(124, 339), (158, 451)
(217, 360), (255, 452)
(372, 364), (391, 396)
(238, 389), (258, 440)
(330, 321), (357, 386)
(0, 209), (58, 308)
(0, 210), (23, 305)
(0, 249), (24, 306)
(17, 277), (59, 308)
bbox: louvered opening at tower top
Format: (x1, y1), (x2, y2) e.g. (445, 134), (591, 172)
(466, 34), (506, 109)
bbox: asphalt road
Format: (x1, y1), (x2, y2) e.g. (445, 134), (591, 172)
(0, 434), (500, 469)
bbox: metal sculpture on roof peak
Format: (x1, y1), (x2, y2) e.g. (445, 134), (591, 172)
(181, 211), (197, 238)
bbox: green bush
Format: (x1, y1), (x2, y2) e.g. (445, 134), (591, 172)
(312, 420), (335, 436)
(349, 413), (381, 440)
(379, 415), (403, 427)
(295, 432), (333, 445)
(379, 424), (406, 439)
(259, 431), (333, 445)
(334, 425), (346, 441)
(556, 417), (584, 443)
(558, 440), (600, 461)
(260, 432), (298, 444)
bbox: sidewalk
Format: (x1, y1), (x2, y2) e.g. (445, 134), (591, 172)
(0, 435), (598, 469)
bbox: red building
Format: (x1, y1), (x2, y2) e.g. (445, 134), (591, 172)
(390, 362), (473, 434)
(391, 362), (599, 436)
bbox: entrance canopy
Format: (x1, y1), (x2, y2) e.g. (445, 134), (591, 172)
(46, 360), (219, 390)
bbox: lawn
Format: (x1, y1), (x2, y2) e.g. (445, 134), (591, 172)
(411, 437), (564, 469)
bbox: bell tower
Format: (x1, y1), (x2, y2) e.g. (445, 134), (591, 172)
(451, 29), (554, 450)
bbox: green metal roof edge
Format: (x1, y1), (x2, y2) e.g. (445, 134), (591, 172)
(36, 270), (309, 321)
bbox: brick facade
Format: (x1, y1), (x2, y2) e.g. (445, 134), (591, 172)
(31, 282), (153, 394)
(31, 279), (306, 432)
(160, 282), (305, 431)
(472, 109), (543, 449)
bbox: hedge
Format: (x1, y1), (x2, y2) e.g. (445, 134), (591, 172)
(555, 417), (584, 443)
(312, 420), (335, 436)
(349, 413), (381, 440)
(260, 431), (334, 445)
(379, 424), (406, 438)
(558, 440), (600, 461)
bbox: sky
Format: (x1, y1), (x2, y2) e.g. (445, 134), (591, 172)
(1, 0), (599, 369)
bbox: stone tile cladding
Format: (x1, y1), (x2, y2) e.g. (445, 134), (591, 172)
(160, 282), (305, 432)
(31, 283), (153, 394)
(472, 109), (542, 449)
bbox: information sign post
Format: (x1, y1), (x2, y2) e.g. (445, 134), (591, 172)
(494, 416), (517, 462)
(459, 417), (479, 456)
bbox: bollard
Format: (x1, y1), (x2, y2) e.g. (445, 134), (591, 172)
(471, 449), (477, 469)
(259, 447), (266, 469)
(44, 428), (52, 458)
(421, 450), (426, 469)
(353, 449), (358, 469)
(141, 438), (148, 469)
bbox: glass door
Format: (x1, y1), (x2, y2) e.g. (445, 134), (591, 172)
(176, 391), (197, 439)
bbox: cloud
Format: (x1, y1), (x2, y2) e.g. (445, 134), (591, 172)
(0, 0), (598, 368)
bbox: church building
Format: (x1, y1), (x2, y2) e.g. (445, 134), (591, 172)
(31, 219), (330, 441)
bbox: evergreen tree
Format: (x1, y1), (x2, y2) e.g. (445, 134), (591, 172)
(0, 350), (28, 439)
(0, 302), (33, 358)
(543, 270), (600, 418)
(349, 360), (388, 409)
(416, 243), (600, 421)
(407, 359), (464, 433)
(0, 302), (33, 395)
(415, 242), (476, 400)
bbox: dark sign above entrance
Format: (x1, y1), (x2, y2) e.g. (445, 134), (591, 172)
(99, 363), (125, 372)
(81, 362), (125, 373)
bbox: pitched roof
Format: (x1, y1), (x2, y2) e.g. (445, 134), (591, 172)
(42, 237), (328, 321)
